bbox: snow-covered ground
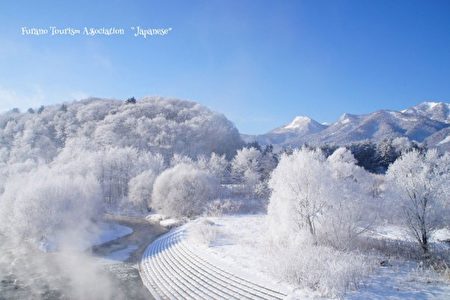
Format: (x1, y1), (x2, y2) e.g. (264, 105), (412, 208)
(145, 212), (186, 229)
(140, 217), (289, 299)
(367, 225), (450, 244)
(189, 215), (294, 291)
(38, 221), (133, 252)
(347, 260), (450, 299)
(92, 222), (133, 246)
(141, 214), (450, 299)
(367, 225), (413, 241)
(159, 218), (184, 229)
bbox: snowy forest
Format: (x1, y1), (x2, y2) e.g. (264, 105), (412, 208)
(1, 97), (450, 299)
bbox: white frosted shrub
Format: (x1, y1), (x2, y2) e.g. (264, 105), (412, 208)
(152, 164), (218, 218)
(188, 219), (219, 246)
(268, 235), (373, 297)
(205, 198), (242, 216)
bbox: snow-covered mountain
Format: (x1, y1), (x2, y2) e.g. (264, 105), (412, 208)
(244, 116), (327, 145)
(244, 102), (450, 149)
(308, 109), (447, 145)
(276, 116), (327, 133)
(402, 102), (450, 123)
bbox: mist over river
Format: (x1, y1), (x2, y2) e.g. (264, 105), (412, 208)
(0, 216), (166, 300)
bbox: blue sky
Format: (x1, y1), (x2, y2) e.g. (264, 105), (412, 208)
(0, 0), (449, 134)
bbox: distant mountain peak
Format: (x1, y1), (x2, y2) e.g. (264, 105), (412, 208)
(402, 101), (450, 123)
(245, 115), (327, 146)
(284, 116), (314, 130)
(338, 113), (358, 124)
(423, 101), (442, 108)
(276, 115), (327, 134)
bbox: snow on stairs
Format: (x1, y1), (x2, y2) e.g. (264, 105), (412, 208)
(140, 228), (287, 300)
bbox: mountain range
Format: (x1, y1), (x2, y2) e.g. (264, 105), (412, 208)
(243, 102), (450, 152)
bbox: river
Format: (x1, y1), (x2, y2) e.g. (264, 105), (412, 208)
(0, 215), (167, 300)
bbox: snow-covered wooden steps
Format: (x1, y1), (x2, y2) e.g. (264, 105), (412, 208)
(140, 227), (287, 300)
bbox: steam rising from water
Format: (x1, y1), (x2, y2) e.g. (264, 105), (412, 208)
(0, 228), (125, 300)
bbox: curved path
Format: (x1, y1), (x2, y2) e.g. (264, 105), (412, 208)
(140, 226), (287, 300)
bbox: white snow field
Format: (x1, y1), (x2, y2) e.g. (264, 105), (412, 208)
(139, 221), (288, 300)
(141, 215), (450, 299)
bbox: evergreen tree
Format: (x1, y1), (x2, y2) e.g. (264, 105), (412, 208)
(125, 97), (137, 104)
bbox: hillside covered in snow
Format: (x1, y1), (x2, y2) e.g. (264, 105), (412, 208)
(0, 97), (243, 165)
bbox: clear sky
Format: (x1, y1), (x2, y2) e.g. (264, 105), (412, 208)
(0, 0), (449, 134)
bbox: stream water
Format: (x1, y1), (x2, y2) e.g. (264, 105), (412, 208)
(0, 216), (167, 300)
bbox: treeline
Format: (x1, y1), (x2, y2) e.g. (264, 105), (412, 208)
(248, 136), (422, 174)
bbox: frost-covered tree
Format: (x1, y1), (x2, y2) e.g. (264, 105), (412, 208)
(206, 153), (230, 182)
(152, 164), (218, 218)
(125, 97), (137, 104)
(268, 147), (378, 249)
(391, 137), (417, 154)
(170, 153), (194, 167)
(53, 145), (164, 208)
(7, 117), (59, 164)
(0, 159), (40, 194)
(267, 148), (377, 296)
(260, 145), (278, 181)
(232, 147), (261, 180)
(128, 170), (158, 211)
(349, 141), (380, 173)
(196, 153), (230, 183)
(231, 147), (276, 197)
(231, 147), (261, 194)
(376, 139), (400, 171)
(98, 147), (164, 206)
(323, 147), (379, 249)
(268, 148), (331, 238)
(386, 149), (450, 255)
(0, 166), (102, 248)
